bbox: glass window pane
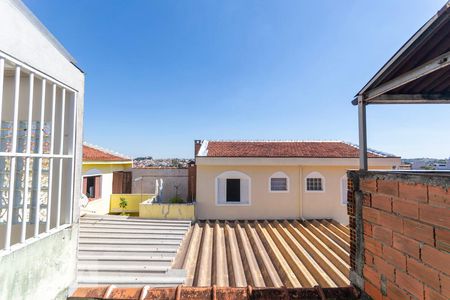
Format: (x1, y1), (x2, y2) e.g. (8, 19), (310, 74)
(307, 178), (323, 191)
(271, 178), (287, 191)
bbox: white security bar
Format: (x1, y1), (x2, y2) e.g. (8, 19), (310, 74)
(46, 84), (57, 232)
(4, 66), (21, 250)
(21, 73), (34, 243)
(56, 89), (66, 228)
(68, 92), (77, 224)
(0, 55), (77, 252)
(0, 58), (4, 126)
(34, 79), (46, 237)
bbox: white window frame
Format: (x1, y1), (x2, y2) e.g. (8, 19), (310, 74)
(215, 171), (251, 206)
(340, 174), (348, 205)
(305, 171), (325, 193)
(269, 171), (289, 193)
(0, 52), (77, 252)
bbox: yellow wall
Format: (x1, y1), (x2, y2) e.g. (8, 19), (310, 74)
(196, 161), (399, 224)
(81, 161), (132, 215)
(139, 202), (195, 220)
(110, 194), (153, 213)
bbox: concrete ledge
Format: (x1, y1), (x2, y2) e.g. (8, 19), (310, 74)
(110, 194), (153, 214)
(139, 201), (195, 220)
(349, 170), (450, 188)
(0, 224), (78, 300)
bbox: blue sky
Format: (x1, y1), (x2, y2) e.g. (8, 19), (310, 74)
(24, 0), (449, 159)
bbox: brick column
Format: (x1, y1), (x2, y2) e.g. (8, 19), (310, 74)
(349, 171), (450, 300)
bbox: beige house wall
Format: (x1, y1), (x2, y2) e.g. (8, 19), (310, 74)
(196, 165), (301, 220)
(196, 158), (400, 224)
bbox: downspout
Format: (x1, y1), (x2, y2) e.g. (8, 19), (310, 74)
(299, 166), (305, 220)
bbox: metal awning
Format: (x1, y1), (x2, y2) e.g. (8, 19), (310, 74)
(353, 2), (450, 170)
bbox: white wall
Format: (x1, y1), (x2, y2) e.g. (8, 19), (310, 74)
(0, 1), (84, 298)
(130, 168), (188, 202)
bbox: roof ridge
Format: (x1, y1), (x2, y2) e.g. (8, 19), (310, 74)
(199, 140), (399, 158)
(83, 142), (131, 160)
(207, 139), (347, 143)
(343, 141), (398, 158)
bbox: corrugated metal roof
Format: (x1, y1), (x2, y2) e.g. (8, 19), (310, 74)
(172, 220), (351, 288)
(77, 215), (191, 287)
(355, 2), (450, 102)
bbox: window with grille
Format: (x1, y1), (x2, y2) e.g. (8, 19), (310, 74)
(305, 172), (325, 192)
(306, 178), (322, 191)
(269, 172), (289, 192)
(271, 178), (287, 191)
(0, 54), (77, 251)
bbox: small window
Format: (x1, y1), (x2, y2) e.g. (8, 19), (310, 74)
(271, 178), (287, 191)
(269, 171), (289, 192)
(83, 175), (101, 200)
(226, 179), (241, 202)
(305, 172), (325, 192)
(306, 178), (323, 191)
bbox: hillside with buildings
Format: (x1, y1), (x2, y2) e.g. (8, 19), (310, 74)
(402, 157), (450, 170)
(133, 157), (192, 168)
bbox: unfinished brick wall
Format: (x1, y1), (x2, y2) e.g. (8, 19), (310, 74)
(348, 171), (450, 300)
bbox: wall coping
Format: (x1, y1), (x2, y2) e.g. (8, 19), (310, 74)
(348, 170), (450, 188)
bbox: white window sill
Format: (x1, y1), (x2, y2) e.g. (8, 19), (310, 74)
(216, 202), (251, 207)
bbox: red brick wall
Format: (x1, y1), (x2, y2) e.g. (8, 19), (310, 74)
(349, 172), (450, 300)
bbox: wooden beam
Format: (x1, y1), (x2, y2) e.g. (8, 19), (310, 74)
(363, 51), (450, 100)
(366, 93), (450, 104)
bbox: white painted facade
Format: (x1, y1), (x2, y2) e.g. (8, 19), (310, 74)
(0, 1), (84, 299)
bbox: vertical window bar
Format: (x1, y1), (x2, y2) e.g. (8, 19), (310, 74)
(33, 79), (46, 237)
(68, 92), (77, 224)
(0, 58), (4, 127)
(0, 58), (4, 246)
(21, 73), (34, 243)
(46, 84), (56, 232)
(4, 66), (20, 250)
(56, 89), (65, 227)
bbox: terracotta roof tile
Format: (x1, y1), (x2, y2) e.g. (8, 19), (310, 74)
(199, 141), (395, 158)
(71, 285), (359, 299)
(83, 144), (131, 162)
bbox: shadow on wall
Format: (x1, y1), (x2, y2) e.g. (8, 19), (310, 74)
(130, 168), (189, 203)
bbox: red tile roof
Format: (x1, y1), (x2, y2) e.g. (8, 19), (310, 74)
(83, 144), (131, 162)
(199, 141), (395, 158)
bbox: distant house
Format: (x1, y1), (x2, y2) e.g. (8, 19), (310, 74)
(82, 143), (132, 214)
(194, 140), (400, 224)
